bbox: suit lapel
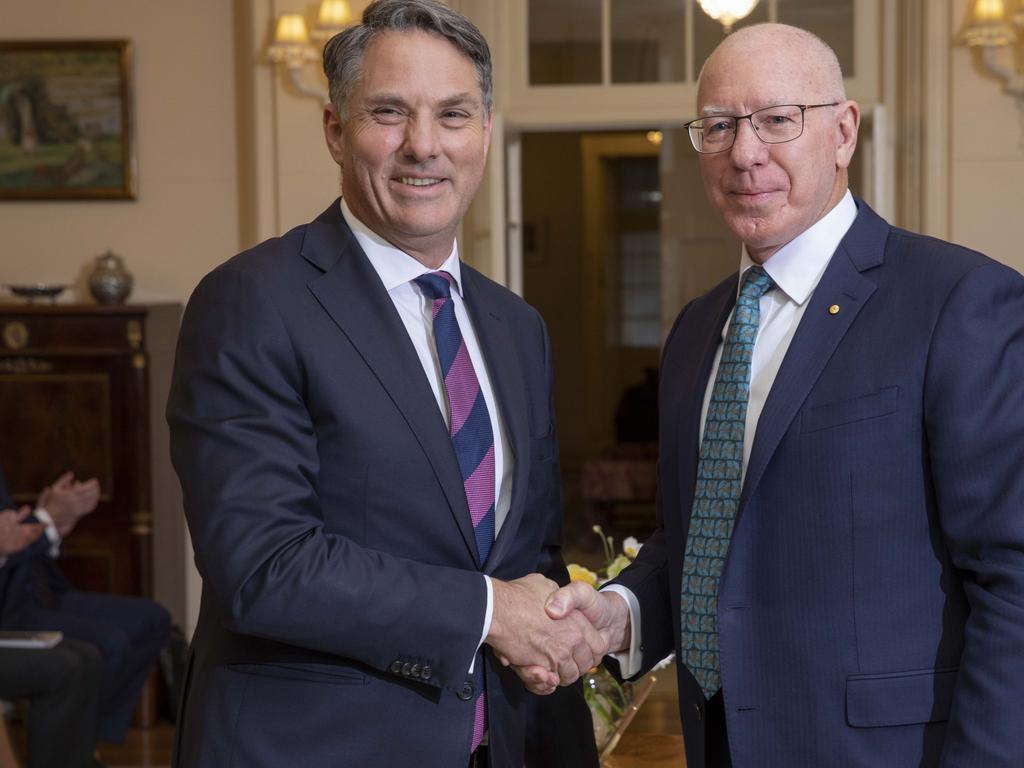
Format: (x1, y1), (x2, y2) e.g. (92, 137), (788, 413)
(301, 202), (481, 565)
(738, 202), (887, 515)
(459, 268), (530, 573)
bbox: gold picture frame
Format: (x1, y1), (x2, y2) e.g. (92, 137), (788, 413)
(0, 39), (136, 200)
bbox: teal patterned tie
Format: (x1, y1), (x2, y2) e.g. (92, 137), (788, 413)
(680, 265), (775, 699)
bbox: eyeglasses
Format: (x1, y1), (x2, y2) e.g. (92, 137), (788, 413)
(684, 103), (840, 154)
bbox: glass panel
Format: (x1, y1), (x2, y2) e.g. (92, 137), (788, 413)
(776, 0), (855, 77)
(529, 0), (602, 85)
(616, 155), (661, 211)
(610, 0), (687, 83)
(693, 0), (769, 81)
(619, 231), (661, 347)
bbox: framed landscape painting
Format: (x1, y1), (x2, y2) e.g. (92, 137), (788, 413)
(0, 40), (135, 200)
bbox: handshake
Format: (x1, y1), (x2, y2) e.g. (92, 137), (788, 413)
(485, 573), (632, 696)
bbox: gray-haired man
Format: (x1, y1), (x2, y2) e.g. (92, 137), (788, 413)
(167, 1), (599, 766)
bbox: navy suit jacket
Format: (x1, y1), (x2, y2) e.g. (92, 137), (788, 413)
(167, 201), (593, 767)
(614, 200), (1024, 767)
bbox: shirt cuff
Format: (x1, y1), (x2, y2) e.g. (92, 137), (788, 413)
(470, 574), (494, 674)
(601, 584), (643, 678)
(32, 507), (61, 558)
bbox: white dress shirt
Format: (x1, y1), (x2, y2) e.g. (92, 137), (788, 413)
(607, 190), (859, 677)
(340, 199), (510, 666)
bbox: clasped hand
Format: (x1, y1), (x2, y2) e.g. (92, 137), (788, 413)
(485, 574), (630, 695)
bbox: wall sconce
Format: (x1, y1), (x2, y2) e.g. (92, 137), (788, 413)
(697, 0), (761, 34)
(962, 0), (1024, 145)
(266, 0), (355, 103)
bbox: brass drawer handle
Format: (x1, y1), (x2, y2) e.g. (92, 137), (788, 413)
(2, 321), (28, 351)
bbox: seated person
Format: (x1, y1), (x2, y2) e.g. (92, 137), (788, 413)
(0, 506), (103, 768)
(0, 467), (170, 744)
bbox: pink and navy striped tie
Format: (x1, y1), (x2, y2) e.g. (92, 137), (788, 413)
(414, 270), (494, 754)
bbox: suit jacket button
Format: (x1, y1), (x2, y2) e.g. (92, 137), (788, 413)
(390, 661), (402, 674)
(410, 663), (421, 678)
(402, 662), (413, 677)
(421, 665), (432, 680)
(458, 681), (474, 701)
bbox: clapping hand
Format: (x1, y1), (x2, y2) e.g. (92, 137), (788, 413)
(37, 472), (100, 537)
(0, 507), (44, 557)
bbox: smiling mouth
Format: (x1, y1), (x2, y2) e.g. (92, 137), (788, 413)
(398, 177), (445, 187)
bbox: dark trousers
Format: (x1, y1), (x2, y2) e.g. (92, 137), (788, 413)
(23, 590), (171, 742)
(707, 690), (732, 768)
(0, 638), (101, 768)
(524, 684), (599, 768)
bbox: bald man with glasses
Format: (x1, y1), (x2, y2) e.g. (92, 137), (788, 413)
(540, 22), (1024, 768)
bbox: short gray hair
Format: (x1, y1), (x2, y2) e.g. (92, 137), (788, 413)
(323, 0), (493, 118)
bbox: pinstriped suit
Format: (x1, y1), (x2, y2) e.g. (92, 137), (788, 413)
(613, 199), (1024, 767)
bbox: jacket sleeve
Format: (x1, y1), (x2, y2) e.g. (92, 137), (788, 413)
(925, 262), (1024, 766)
(166, 265), (486, 691)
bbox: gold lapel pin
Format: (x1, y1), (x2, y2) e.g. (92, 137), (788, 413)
(828, 304), (840, 315)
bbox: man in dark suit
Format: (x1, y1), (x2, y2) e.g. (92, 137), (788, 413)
(542, 22), (1024, 767)
(166, 2), (600, 766)
(0, 467), (171, 745)
(0, 495), (103, 768)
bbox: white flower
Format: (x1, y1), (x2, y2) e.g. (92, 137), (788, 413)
(622, 536), (642, 558)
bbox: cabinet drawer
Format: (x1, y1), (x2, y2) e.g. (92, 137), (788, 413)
(0, 308), (147, 353)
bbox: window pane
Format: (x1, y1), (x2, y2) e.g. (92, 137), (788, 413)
(610, 0), (687, 83)
(616, 156), (661, 212)
(776, 0), (855, 77)
(529, 0), (602, 85)
(619, 230), (661, 348)
(693, 1), (769, 79)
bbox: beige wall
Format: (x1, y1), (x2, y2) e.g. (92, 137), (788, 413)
(949, 0), (1024, 272)
(0, 0), (244, 636)
(0, 0), (241, 305)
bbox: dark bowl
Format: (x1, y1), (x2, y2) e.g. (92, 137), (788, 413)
(4, 283), (68, 300)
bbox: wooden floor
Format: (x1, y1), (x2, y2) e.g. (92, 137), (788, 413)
(18, 666), (682, 768)
(609, 664), (687, 767)
(9, 721), (175, 768)
(99, 724), (175, 768)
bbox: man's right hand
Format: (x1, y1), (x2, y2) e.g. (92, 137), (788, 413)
(487, 573), (609, 694)
(0, 507), (44, 557)
(508, 582), (634, 693)
(545, 582), (632, 654)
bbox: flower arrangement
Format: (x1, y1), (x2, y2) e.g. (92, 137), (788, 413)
(567, 526), (644, 755)
(567, 526), (642, 588)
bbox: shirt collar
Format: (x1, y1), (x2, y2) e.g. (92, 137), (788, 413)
(340, 198), (463, 297)
(738, 189), (857, 306)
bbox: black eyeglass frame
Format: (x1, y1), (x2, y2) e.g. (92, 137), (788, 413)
(683, 102), (841, 154)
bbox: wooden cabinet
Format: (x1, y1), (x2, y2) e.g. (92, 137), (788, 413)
(0, 303), (181, 599)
